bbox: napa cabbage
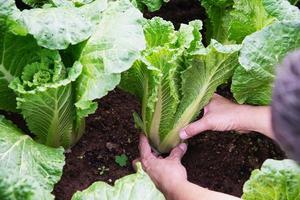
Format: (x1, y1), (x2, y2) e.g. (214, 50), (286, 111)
(120, 18), (241, 153)
(0, 0), (145, 148)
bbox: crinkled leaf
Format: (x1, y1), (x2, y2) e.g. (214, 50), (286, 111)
(201, 0), (233, 43)
(143, 17), (175, 48)
(0, 25), (49, 112)
(243, 159), (300, 200)
(232, 21), (300, 105)
(76, 0), (145, 118)
(176, 20), (203, 51)
(263, 0), (300, 21)
(228, 0), (275, 43)
(18, 5), (93, 49)
(132, 0), (169, 12)
(2, 0), (107, 50)
(0, 115), (65, 200)
(10, 58), (83, 148)
(72, 163), (165, 200)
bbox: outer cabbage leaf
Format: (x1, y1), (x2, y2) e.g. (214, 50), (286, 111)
(1, 0), (107, 50)
(243, 159), (300, 200)
(76, 0), (145, 118)
(263, 0), (300, 21)
(0, 115), (65, 200)
(289, 0), (300, 5)
(131, 0), (169, 12)
(202, 0), (299, 44)
(232, 21), (300, 105)
(121, 17), (240, 153)
(228, 0), (275, 43)
(201, 0), (233, 43)
(21, 0), (48, 7)
(72, 163), (165, 200)
(10, 51), (84, 148)
(0, 25), (49, 112)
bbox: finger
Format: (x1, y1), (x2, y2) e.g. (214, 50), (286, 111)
(179, 118), (211, 140)
(168, 143), (188, 161)
(132, 158), (140, 171)
(152, 150), (160, 158)
(139, 134), (153, 159)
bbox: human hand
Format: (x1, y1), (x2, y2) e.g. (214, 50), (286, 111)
(134, 134), (188, 198)
(180, 94), (250, 140)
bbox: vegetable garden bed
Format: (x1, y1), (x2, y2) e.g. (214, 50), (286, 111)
(0, 88), (285, 200)
(1, 0), (300, 199)
(52, 89), (285, 200)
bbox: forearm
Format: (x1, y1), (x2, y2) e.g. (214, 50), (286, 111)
(165, 181), (240, 200)
(238, 105), (274, 138)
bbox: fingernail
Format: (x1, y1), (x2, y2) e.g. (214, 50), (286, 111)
(179, 143), (187, 152)
(179, 129), (189, 140)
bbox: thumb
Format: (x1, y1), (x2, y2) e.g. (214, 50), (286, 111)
(179, 118), (211, 140)
(168, 143), (188, 161)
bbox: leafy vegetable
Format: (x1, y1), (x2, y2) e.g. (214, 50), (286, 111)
(243, 159), (300, 200)
(1, 0), (108, 50)
(76, 0), (146, 117)
(72, 162), (165, 200)
(131, 0), (169, 12)
(0, 115), (65, 200)
(231, 21), (300, 105)
(120, 17), (241, 153)
(0, 0), (145, 148)
(201, 0), (298, 44)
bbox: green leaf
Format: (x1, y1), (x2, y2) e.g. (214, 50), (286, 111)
(201, 0), (234, 43)
(18, 1), (107, 50)
(263, 0), (300, 21)
(228, 0), (275, 43)
(243, 159), (300, 200)
(76, 0), (146, 118)
(232, 21), (300, 105)
(0, 25), (49, 112)
(72, 162), (165, 200)
(132, 0), (169, 12)
(10, 53), (83, 148)
(115, 154), (128, 167)
(1, 0), (107, 50)
(160, 40), (240, 152)
(0, 115), (65, 200)
(21, 0), (49, 7)
(289, 0), (300, 5)
(143, 17), (175, 48)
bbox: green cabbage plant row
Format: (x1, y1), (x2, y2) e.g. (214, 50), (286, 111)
(0, 0), (300, 199)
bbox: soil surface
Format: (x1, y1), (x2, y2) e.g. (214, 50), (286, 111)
(52, 89), (285, 200)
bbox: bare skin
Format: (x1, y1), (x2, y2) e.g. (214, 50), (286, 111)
(135, 94), (273, 200)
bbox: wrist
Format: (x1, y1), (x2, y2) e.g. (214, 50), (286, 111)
(163, 179), (190, 200)
(236, 105), (273, 137)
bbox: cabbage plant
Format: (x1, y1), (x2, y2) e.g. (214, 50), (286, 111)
(243, 159), (300, 200)
(120, 18), (241, 153)
(0, 0), (146, 148)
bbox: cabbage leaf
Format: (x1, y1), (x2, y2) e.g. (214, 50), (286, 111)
(72, 163), (165, 200)
(0, 116), (65, 200)
(243, 159), (300, 200)
(232, 21), (300, 105)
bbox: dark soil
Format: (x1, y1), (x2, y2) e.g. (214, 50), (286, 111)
(144, 0), (206, 30)
(53, 90), (141, 200)
(52, 89), (284, 200)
